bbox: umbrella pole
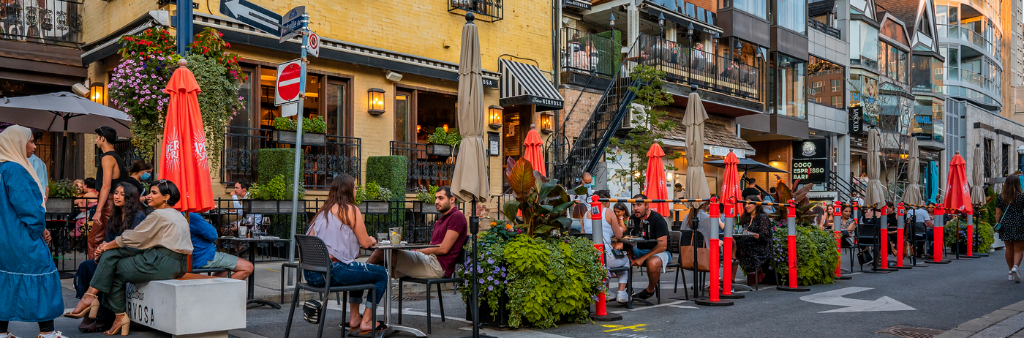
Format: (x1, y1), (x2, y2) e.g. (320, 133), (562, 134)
(463, 200), (495, 338)
(60, 116), (69, 179)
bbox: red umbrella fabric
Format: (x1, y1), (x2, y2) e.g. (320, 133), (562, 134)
(523, 128), (546, 177)
(159, 60), (214, 213)
(644, 143), (669, 215)
(720, 151), (741, 205)
(944, 153), (972, 214)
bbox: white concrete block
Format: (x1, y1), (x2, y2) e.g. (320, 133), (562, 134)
(126, 278), (246, 336)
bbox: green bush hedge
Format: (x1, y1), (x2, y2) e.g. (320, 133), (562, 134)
(257, 148), (302, 185)
(366, 156), (407, 198)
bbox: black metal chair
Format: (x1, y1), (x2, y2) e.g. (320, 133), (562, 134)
(676, 230), (707, 298)
(285, 235), (378, 338)
(397, 247), (466, 334)
(856, 221), (880, 272)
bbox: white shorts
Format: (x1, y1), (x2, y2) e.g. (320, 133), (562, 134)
(392, 250), (444, 279)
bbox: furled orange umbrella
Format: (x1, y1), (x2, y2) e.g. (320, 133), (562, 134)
(720, 151), (741, 205)
(158, 59), (214, 213)
(523, 128), (546, 177)
(944, 153), (972, 214)
(644, 143), (669, 215)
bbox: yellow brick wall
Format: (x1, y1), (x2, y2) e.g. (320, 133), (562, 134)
(82, 0), (162, 44)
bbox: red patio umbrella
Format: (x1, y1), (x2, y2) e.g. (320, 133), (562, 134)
(158, 59), (214, 213)
(523, 128), (546, 177)
(644, 143), (669, 215)
(720, 151), (741, 204)
(720, 150), (742, 297)
(944, 154), (972, 214)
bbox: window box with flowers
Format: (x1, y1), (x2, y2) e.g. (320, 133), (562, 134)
(271, 116), (328, 146)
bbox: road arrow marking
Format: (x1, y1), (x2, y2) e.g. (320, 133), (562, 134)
(799, 287), (915, 313)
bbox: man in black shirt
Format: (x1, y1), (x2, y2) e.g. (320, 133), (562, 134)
(741, 179), (760, 200)
(627, 193), (670, 300)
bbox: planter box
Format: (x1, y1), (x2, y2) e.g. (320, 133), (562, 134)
(272, 130), (327, 146)
(413, 201), (438, 214)
(45, 198), (74, 214)
(465, 291), (509, 328)
(425, 143), (452, 157)
(359, 201), (391, 215)
(243, 200), (296, 214)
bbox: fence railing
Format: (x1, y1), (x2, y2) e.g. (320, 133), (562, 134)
(0, 0), (83, 46)
(637, 34), (763, 102)
(390, 141), (456, 193)
(44, 196), (97, 275)
(808, 18), (841, 39)
(221, 126), (361, 189)
(561, 27), (618, 78)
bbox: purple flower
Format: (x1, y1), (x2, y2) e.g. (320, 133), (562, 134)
(488, 285), (493, 291)
(487, 276), (493, 281)
(478, 279), (485, 284)
(487, 258), (495, 264)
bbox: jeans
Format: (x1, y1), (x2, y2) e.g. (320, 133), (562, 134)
(304, 261), (389, 307)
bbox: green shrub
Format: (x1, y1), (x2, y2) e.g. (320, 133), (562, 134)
(48, 180), (79, 198)
(272, 116), (327, 134)
(355, 182), (395, 204)
(257, 148), (302, 185)
(593, 30), (623, 74)
(414, 185), (440, 203)
(771, 223), (839, 286)
(426, 127), (461, 148)
(249, 174), (304, 201)
(366, 156), (407, 197)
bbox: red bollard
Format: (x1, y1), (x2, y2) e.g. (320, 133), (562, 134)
(833, 201), (851, 280)
(695, 198), (734, 305)
(876, 205), (897, 272)
(778, 199), (809, 292)
(720, 197), (744, 299)
(895, 203), (911, 269)
(932, 206), (951, 264)
(589, 195), (621, 321)
(966, 209), (975, 257)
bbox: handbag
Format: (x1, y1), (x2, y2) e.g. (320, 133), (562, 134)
(995, 208), (1008, 232)
(680, 231), (710, 272)
(303, 299), (324, 324)
(857, 249), (874, 266)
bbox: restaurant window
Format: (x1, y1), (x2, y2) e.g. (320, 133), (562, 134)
(395, 92), (412, 143)
(850, 21), (879, 71)
(231, 69), (254, 129)
(415, 91), (459, 143)
(723, 0), (767, 21)
(775, 53), (806, 119)
(772, 0), (806, 34)
(326, 81), (347, 137)
(258, 68), (322, 128)
(808, 55), (844, 109)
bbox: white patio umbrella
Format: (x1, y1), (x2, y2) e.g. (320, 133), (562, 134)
(902, 138), (924, 206)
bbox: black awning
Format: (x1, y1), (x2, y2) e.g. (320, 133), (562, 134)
(499, 60), (563, 111)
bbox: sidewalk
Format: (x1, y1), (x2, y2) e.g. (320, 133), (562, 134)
(936, 300), (1024, 338)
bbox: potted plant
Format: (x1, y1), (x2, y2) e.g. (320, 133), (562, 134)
(46, 179), (79, 214)
(413, 185), (440, 214)
(425, 127), (461, 157)
(768, 181), (840, 286)
(456, 158), (605, 329)
(245, 174), (305, 213)
(356, 182), (394, 215)
(271, 116), (328, 146)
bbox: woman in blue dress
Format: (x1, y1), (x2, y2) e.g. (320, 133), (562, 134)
(0, 125), (66, 338)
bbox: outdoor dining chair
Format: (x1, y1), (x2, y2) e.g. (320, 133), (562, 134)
(856, 221), (880, 272)
(285, 235), (378, 338)
(397, 247), (466, 334)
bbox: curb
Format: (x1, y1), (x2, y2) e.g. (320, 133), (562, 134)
(936, 300), (1024, 338)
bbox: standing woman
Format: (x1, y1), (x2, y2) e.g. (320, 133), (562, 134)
(996, 174), (1024, 283)
(65, 180), (192, 336)
(0, 125), (66, 338)
(735, 195), (774, 284)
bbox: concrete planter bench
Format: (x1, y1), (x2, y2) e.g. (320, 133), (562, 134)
(126, 278), (246, 338)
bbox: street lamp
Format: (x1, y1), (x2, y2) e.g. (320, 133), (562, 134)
(658, 12), (665, 38)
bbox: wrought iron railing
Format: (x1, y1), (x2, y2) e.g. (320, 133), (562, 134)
(221, 126), (361, 189)
(448, 0), (502, 22)
(808, 18), (841, 39)
(45, 196), (97, 275)
(390, 141), (456, 192)
(828, 170), (856, 203)
(637, 34), (763, 102)
(0, 0), (83, 46)
(561, 27), (618, 78)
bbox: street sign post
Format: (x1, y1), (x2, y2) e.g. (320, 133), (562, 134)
(307, 31), (320, 57)
(274, 59), (303, 106)
(280, 6), (306, 43)
(219, 0), (282, 36)
(284, 13), (309, 292)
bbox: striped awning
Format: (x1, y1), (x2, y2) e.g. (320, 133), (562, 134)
(499, 59), (563, 111)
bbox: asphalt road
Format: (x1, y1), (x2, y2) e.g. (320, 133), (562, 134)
(10, 251), (1023, 338)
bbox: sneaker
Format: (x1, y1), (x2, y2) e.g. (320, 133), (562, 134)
(36, 332), (68, 338)
(616, 291), (629, 303)
(632, 288), (654, 300)
(1010, 272), (1015, 281)
(1, 333), (21, 338)
(1013, 266), (1021, 283)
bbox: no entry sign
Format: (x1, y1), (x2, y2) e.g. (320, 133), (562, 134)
(275, 59), (304, 106)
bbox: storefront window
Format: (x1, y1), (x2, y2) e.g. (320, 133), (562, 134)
(776, 54), (806, 119)
(807, 56), (844, 109)
(773, 0), (806, 34)
(326, 82), (346, 136)
(849, 71), (878, 123)
(724, 0), (767, 21)
(932, 97), (944, 142)
(913, 98), (933, 139)
(850, 21), (879, 71)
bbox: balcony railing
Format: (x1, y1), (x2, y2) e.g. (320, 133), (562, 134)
(221, 126), (361, 189)
(0, 0), (83, 46)
(938, 24), (1001, 62)
(637, 34), (763, 102)
(808, 18), (841, 39)
(390, 141), (456, 192)
(448, 0), (502, 22)
(561, 27), (619, 78)
(955, 68), (999, 93)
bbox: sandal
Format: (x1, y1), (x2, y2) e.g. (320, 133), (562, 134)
(352, 321), (388, 337)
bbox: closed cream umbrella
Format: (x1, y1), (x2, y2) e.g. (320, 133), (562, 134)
(971, 146), (986, 205)
(450, 13), (490, 338)
(865, 129), (887, 208)
(902, 138), (924, 206)
(682, 90), (710, 209)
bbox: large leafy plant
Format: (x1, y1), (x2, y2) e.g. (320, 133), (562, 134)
(355, 182), (395, 204)
(249, 174), (304, 201)
(771, 223), (839, 285)
(48, 180), (79, 198)
(426, 127), (461, 147)
(501, 157), (574, 237)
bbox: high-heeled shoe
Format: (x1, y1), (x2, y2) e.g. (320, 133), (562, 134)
(104, 313), (130, 336)
(63, 292), (100, 319)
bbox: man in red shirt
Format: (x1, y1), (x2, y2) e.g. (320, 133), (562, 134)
(367, 187), (467, 278)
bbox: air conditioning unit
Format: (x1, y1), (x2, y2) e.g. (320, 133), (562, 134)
(620, 103), (643, 130)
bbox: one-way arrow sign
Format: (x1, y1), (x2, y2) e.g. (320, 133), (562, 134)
(800, 287), (915, 313)
(220, 0), (281, 36)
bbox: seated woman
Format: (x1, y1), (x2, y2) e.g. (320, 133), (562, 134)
(736, 195), (774, 284)
(304, 174), (389, 335)
(74, 178), (99, 239)
(65, 180), (193, 336)
(70, 182), (145, 333)
(590, 191), (630, 304)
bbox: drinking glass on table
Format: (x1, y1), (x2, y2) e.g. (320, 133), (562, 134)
(389, 227), (402, 243)
(377, 232), (390, 244)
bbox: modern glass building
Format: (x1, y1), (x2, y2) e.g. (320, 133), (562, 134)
(935, 0), (1003, 113)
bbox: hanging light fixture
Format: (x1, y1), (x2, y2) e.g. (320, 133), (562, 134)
(488, 105), (503, 129)
(90, 82), (105, 104)
(368, 88), (385, 115)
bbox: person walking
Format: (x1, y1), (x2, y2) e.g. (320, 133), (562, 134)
(996, 175), (1024, 283)
(0, 125), (67, 338)
(89, 127), (128, 261)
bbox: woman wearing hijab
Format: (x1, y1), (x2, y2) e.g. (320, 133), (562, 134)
(0, 125), (67, 338)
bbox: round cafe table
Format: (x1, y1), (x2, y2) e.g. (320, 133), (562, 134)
(371, 243), (438, 337)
